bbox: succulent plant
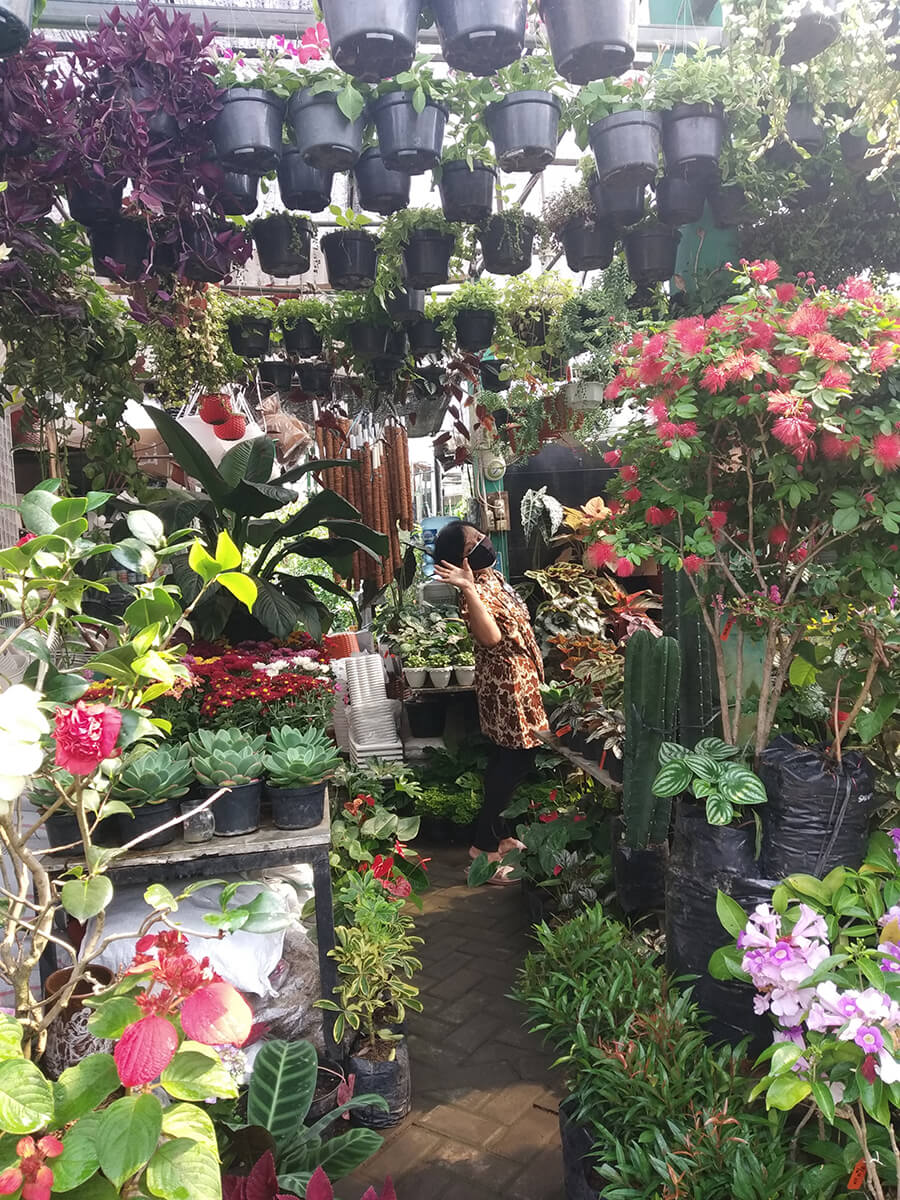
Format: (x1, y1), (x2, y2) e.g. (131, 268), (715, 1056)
(189, 729), (267, 788)
(111, 743), (194, 807)
(268, 725), (331, 754)
(265, 727), (341, 788)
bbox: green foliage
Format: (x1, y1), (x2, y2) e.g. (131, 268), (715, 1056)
(265, 728), (341, 787)
(273, 296), (332, 338)
(622, 631), (681, 849)
(375, 206), (464, 299)
(220, 294), (277, 323)
(111, 743), (194, 807)
(415, 784), (480, 826)
(188, 728), (267, 787)
(436, 278), (507, 344)
(568, 78), (653, 149)
(651, 44), (741, 109)
(555, 257), (634, 385)
(652, 738), (768, 826)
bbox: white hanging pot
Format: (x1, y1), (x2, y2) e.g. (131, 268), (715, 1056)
(178, 414), (266, 468)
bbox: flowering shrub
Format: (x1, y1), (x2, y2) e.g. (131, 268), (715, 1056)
(53, 702), (123, 776)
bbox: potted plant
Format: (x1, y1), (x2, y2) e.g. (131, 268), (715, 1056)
(321, 207), (379, 290)
(278, 145), (335, 212)
(408, 301), (445, 358)
(223, 294), (276, 357)
(542, 175), (615, 272)
(538, 0), (636, 84)
(555, 256), (635, 403)
(589, 172), (646, 228)
(430, 0), (526, 73)
(435, 145), (497, 224)
(376, 205), (463, 292)
(189, 727), (267, 836)
(453, 645), (476, 687)
(332, 290), (397, 360)
(110, 742), (195, 849)
(437, 278), (506, 351)
(402, 651), (428, 689)
(354, 146), (411, 215)
(386, 287), (425, 324)
(652, 46), (733, 182)
(274, 296), (330, 357)
(287, 65), (368, 172)
(483, 54), (563, 173)
(426, 651), (453, 688)
(258, 359), (295, 389)
(571, 76), (661, 188)
(479, 205), (540, 275)
(655, 174), (706, 227)
(370, 60), (451, 174)
(209, 48), (288, 174)
(250, 211), (314, 278)
(205, 167), (259, 217)
(298, 361), (335, 396)
(89, 218), (151, 282)
(499, 269), (573, 355)
(321, 0), (418, 80)
(264, 725), (341, 829)
(622, 219), (680, 285)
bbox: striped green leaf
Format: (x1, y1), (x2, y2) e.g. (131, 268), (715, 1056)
(246, 1039), (317, 1146)
(652, 759), (693, 798)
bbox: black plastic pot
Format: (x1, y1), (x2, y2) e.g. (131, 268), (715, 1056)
(589, 176), (645, 227)
(306, 1063), (342, 1125)
(354, 147), (410, 215)
(127, 82), (179, 142)
(479, 358), (509, 392)
(656, 175), (706, 226)
(454, 308), (496, 351)
(662, 103), (725, 180)
(785, 100), (826, 154)
(89, 220), (149, 282)
(438, 159), (496, 223)
(44, 811), (81, 855)
(228, 317), (272, 358)
(117, 798), (179, 850)
(321, 0), (418, 80)
(199, 781), (262, 838)
(371, 92), (447, 174)
(479, 213), (536, 275)
(206, 170), (259, 217)
(298, 361), (334, 396)
(560, 215), (615, 271)
(252, 213), (312, 279)
(265, 781), (326, 830)
(539, 0), (635, 83)
(282, 318), (323, 358)
(212, 88), (284, 174)
(485, 90), (561, 173)
(288, 88), (363, 172)
(408, 317), (443, 357)
(623, 224), (680, 286)
(320, 230), (378, 290)
(348, 1042), (411, 1127)
(349, 321), (391, 358)
(613, 838), (668, 915)
(559, 1102), (602, 1200)
(784, 164), (832, 210)
(67, 180), (124, 226)
(259, 360), (295, 389)
(387, 288), (425, 324)
(373, 358), (401, 387)
(181, 220), (232, 283)
(589, 110), (663, 188)
(840, 128), (869, 169)
(277, 147), (333, 213)
(0, 0), (32, 55)
(779, 0), (840, 65)
(430, 0), (526, 73)
(402, 229), (455, 288)
(709, 183), (747, 228)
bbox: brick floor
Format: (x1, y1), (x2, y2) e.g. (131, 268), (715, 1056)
(343, 846), (566, 1200)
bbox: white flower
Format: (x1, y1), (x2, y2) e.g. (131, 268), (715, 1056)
(0, 685), (48, 809)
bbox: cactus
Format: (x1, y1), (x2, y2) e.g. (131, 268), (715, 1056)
(622, 630), (681, 849)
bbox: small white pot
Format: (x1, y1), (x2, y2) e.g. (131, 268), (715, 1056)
(454, 666), (475, 687)
(404, 667), (427, 689)
(563, 380), (605, 414)
(428, 667), (452, 688)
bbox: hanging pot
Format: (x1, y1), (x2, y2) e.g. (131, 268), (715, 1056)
(840, 128), (869, 169)
(538, 0), (635, 83)
(785, 100), (826, 154)
(264, 781), (326, 830)
(89, 219), (149, 282)
(589, 176), (645, 227)
(198, 781), (262, 837)
(354, 146), (411, 215)
(402, 228), (456, 288)
(784, 164), (831, 210)
(349, 321), (392, 358)
(0, 0), (32, 56)
(479, 212), (536, 275)
(661, 103), (724, 181)
(181, 220), (233, 283)
(408, 317), (443, 357)
(282, 318), (323, 357)
(559, 215), (615, 271)
(779, 0), (840, 66)
(479, 358), (510, 392)
(278, 147), (334, 212)
(288, 88), (364, 172)
(430, 0), (526, 73)
(348, 1041), (411, 1127)
(485, 90), (561, 173)
(623, 224), (680, 286)
(321, 0), (418, 80)
(67, 179), (124, 226)
(212, 87), (284, 174)
(320, 229), (378, 290)
(253, 213), (312, 278)
(454, 308), (496, 351)
(259, 360), (295, 389)
(709, 183), (747, 228)
(228, 316), (272, 357)
(205, 170), (259, 217)
(589, 110), (662, 188)
(371, 91), (447, 174)
(387, 288), (425, 324)
(655, 175), (706, 226)
(373, 357), (401, 387)
(298, 361), (334, 396)
(437, 159), (496, 223)
(117, 799), (179, 849)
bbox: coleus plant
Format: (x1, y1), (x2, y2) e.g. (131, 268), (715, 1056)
(592, 260), (900, 761)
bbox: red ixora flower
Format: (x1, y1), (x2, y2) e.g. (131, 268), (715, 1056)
(53, 702), (122, 775)
(746, 259), (780, 283)
(539, 812), (560, 823)
(873, 432), (900, 471)
(0, 1136), (63, 1200)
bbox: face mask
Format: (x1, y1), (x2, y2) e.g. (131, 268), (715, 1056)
(467, 536), (496, 571)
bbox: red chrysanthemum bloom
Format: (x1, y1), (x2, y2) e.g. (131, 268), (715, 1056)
(774, 282), (798, 303)
(603, 449), (622, 467)
(586, 541), (616, 569)
(682, 555), (706, 574)
(747, 259), (780, 283)
(620, 464), (639, 483)
(700, 363), (728, 394)
(615, 557), (635, 578)
(623, 487), (642, 503)
(874, 432), (900, 471)
(808, 332), (852, 362)
(671, 316), (707, 356)
(821, 366), (852, 389)
(787, 303), (828, 337)
(871, 342), (899, 373)
(768, 525), (790, 547)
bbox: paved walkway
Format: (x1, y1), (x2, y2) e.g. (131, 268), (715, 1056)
(344, 846), (565, 1200)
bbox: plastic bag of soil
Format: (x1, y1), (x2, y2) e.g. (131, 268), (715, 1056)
(759, 736), (875, 880)
(559, 1102), (603, 1200)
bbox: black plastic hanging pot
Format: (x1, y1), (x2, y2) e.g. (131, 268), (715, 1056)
(321, 0), (418, 80)
(282, 318), (323, 358)
(784, 164), (832, 210)
(288, 88), (364, 172)
(454, 308), (496, 351)
(479, 212), (536, 275)
(485, 90), (561, 173)
(67, 180), (124, 226)
(479, 358), (509, 392)
(662, 103), (724, 181)
(348, 1041), (411, 1127)
(353, 146), (410, 215)
(538, 0), (635, 83)
(0, 0), (33, 56)
(438, 159), (496, 223)
(198, 781), (262, 837)
(402, 228), (455, 288)
(252, 214), (312, 279)
(206, 170), (259, 217)
(117, 799), (179, 850)
(709, 183), (747, 228)
(656, 175), (706, 226)
(320, 230), (378, 290)
(371, 92), (448, 174)
(590, 110), (663, 188)
(589, 176), (645, 227)
(560, 215), (615, 270)
(228, 317), (272, 358)
(779, 0), (840, 65)
(624, 224), (680, 286)
(264, 781), (326, 830)
(212, 88), (284, 174)
(298, 361), (334, 396)
(259, 360), (295, 389)
(127, 82), (179, 142)
(430, 0), (526, 73)
(278, 147), (334, 213)
(181, 220), (234, 284)
(372, 357), (400, 387)
(89, 219), (149, 282)
(785, 100), (826, 153)
(408, 317), (443, 357)
(349, 321), (391, 358)
(387, 288), (425, 324)
(840, 128), (869, 169)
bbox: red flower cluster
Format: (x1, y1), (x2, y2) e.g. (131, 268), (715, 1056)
(0, 1137), (63, 1200)
(189, 651), (334, 720)
(368, 854), (412, 899)
(53, 702), (122, 776)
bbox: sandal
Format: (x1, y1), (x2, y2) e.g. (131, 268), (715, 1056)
(485, 864), (518, 886)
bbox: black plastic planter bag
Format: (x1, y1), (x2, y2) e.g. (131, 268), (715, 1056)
(349, 1041), (411, 1127)
(759, 736), (875, 879)
(559, 1103), (602, 1200)
(613, 841), (668, 915)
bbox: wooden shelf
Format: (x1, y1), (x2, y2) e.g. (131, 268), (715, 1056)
(403, 685), (477, 701)
(536, 731), (623, 791)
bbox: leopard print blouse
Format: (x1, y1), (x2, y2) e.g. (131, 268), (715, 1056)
(460, 569), (548, 750)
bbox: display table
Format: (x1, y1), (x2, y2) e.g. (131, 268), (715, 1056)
(535, 730), (623, 791)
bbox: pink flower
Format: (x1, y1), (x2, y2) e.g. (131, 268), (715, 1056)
(840, 276), (874, 300)
(808, 332), (852, 362)
(645, 506), (674, 527)
(768, 524), (790, 547)
(721, 351), (762, 382)
(603, 450), (621, 468)
(708, 509), (727, 532)
(700, 363), (728, 394)
(53, 702), (122, 775)
(821, 366), (851, 389)
(620, 464), (639, 483)
(682, 555), (705, 574)
(615, 557), (635, 578)
(742, 320), (776, 352)
(874, 432), (900, 471)
(871, 342), (899, 373)
(747, 259), (780, 283)
(14, 533), (35, 546)
(821, 431), (855, 459)
(671, 316), (707, 355)
(648, 398), (669, 424)
(774, 282), (797, 303)
(787, 304), (828, 337)
(623, 487), (642, 503)
(586, 541), (616, 569)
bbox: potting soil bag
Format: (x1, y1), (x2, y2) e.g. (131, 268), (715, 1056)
(349, 1041), (412, 1128)
(613, 842), (668, 915)
(759, 736), (875, 879)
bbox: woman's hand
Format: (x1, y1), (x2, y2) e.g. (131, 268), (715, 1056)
(434, 557), (475, 593)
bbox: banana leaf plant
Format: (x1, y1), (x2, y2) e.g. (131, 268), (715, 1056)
(144, 406), (388, 639)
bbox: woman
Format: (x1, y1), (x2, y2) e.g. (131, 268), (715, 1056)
(433, 521), (548, 882)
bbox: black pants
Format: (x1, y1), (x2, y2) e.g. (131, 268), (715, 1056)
(472, 742), (537, 852)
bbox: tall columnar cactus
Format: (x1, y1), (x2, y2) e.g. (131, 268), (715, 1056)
(622, 630), (681, 849)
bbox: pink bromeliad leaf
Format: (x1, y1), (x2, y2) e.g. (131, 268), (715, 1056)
(181, 982), (253, 1047)
(114, 1015), (178, 1086)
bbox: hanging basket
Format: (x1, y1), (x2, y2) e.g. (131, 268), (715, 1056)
(371, 92), (448, 175)
(559, 215), (615, 271)
(662, 103), (724, 181)
(288, 88), (363, 172)
(258, 360), (295, 389)
(485, 90), (561, 173)
(320, 230), (378, 290)
(438, 160), (496, 223)
(454, 308), (496, 351)
(67, 180), (124, 227)
(253, 213), (313, 279)
(321, 0), (418, 80)
(387, 288), (426, 324)
(538, 0), (635, 83)
(709, 183), (747, 228)
(354, 147), (411, 215)
(779, 0), (840, 65)
(228, 316), (272, 357)
(212, 88), (284, 174)
(0, 0), (32, 56)
(589, 109), (662, 188)
(408, 316), (444, 358)
(282, 318), (323, 358)
(278, 148), (334, 212)
(429, 0), (526, 74)
(479, 358), (510, 392)
(479, 212), (536, 275)
(205, 170), (259, 217)
(655, 175), (706, 226)
(623, 224), (680, 286)
(589, 176), (645, 227)
(402, 228), (456, 288)
(89, 219), (149, 282)
(298, 361), (335, 397)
